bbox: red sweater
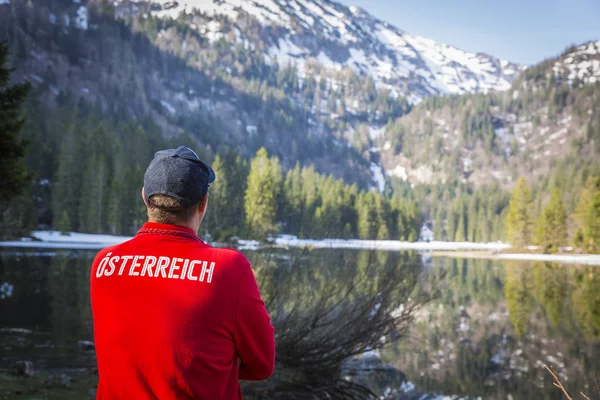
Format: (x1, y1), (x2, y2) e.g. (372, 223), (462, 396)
(90, 222), (275, 399)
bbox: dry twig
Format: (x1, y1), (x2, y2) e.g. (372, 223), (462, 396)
(544, 364), (573, 400)
(544, 364), (594, 400)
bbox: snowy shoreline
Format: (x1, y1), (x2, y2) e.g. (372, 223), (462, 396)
(271, 235), (510, 251)
(0, 231), (133, 250)
(0, 231), (510, 251)
(0, 231), (599, 265)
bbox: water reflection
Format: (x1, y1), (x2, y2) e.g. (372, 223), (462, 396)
(242, 249), (426, 399)
(0, 249), (599, 399)
(390, 257), (600, 400)
(0, 251), (96, 370)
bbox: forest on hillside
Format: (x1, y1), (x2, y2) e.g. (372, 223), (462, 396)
(2, 79), (599, 254)
(0, 0), (599, 252)
(0, 88), (422, 243)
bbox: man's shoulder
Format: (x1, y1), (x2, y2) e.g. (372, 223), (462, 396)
(92, 244), (120, 263)
(198, 246), (250, 265)
(91, 237), (137, 264)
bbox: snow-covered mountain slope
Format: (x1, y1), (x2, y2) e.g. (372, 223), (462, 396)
(552, 40), (600, 86)
(376, 41), (600, 188)
(114, 0), (524, 103)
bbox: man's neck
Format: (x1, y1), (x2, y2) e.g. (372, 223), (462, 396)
(148, 219), (199, 235)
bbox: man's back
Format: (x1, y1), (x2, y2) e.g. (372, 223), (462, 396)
(90, 222), (275, 400)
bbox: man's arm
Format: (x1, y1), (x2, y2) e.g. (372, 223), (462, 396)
(233, 257), (275, 381)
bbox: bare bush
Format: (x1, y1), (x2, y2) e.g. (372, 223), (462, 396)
(242, 249), (430, 399)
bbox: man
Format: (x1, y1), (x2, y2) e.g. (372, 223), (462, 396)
(90, 146), (275, 399)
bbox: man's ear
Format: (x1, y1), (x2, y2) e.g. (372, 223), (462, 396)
(198, 193), (209, 214)
(141, 187), (148, 207)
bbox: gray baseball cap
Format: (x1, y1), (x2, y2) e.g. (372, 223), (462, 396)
(143, 146), (215, 211)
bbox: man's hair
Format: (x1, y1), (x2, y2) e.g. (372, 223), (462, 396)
(146, 194), (200, 224)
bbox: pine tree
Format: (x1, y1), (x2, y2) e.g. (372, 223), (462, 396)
(52, 129), (80, 230)
(245, 148), (281, 239)
(357, 192), (376, 239)
(534, 216), (545, 247)
(106, 176), (122, 235)
(92, 155), (108, 233)
(282, 162), (304, 235)
(572, 177), (598, 249)
(57, 210), (71, 235)
(537, 189), (567, 253)
(467, 196), (478, 242)
(300, 165), (319, 237)
(403, 201), (421, 242)
(477, 208), (489, 243)
(446, 205), (457, 243)
(205, 155), (226, 236)
(78, 155), (96, 233)
(205, 152), (249, 239)
(454, 203), (466, 242)
(376, 223), (389, 241)
(505, 177), (533, 247)
(77, 153), (108, 234)
(588, 192), (600, 253)
(433, 208), (444, 241)
(0, 41), (31, 203)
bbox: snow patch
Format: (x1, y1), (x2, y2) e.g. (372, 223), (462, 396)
(237, 240), (261, 250)
(75, 6), (88, 30)
(553, 41), (600, 86)
(368, 125), (385, 140)
(370, 162), (385, 193)
(386, 164), (408, 181)
(491, 349), (507, 365)
(495, 127), (509, 142)
(246, 125), (258, 135)
(160, 100), (176, 115)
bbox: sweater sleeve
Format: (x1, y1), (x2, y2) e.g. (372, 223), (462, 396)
(233, 257), (275, 381)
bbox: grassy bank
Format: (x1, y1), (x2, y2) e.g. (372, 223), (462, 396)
(0, 370), (96, 400)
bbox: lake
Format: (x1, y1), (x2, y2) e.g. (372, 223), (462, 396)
(1, 247), (599, 399)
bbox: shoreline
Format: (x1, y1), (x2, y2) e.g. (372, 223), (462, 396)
(1, 231), (599, 265)
(430, 250), (600, 266)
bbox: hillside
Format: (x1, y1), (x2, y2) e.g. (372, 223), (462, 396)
(113, 0), (523, 102)
(378, 41), (600, 188)
(0, 0), (599, 243)
(0, 0), (524, 191)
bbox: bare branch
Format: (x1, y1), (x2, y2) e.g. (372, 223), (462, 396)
(544, 364), (573, 400)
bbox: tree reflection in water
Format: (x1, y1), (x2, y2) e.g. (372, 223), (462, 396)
(242, 249), (428, 399)
(392, 258), (600, 400)
(0, 249), (428, 398)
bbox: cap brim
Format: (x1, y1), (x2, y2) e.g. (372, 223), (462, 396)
(199, 160), (216, 183)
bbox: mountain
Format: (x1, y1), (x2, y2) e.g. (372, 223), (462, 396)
(0, 0), (528, 192)
(377, 41), (600, 188)
(113, 0), (524, 103)
(0, 0), (599, 241)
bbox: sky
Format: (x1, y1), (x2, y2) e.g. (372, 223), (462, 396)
(336, 0), (600, 65)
